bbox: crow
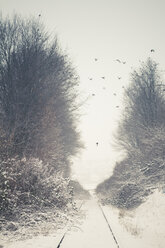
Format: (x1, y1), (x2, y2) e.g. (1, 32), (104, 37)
(115, 59), (121, 63)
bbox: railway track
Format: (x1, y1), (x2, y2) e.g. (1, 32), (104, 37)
(56, 200), (84, 248)
(98, 202), (120, 248)
(56, 199), (120, 248)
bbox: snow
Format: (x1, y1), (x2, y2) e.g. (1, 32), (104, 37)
(102, 189), (165, 248)
(1, 190), (164, 248)
(60, 199), (117, 248)
(0, 229), (67, 248)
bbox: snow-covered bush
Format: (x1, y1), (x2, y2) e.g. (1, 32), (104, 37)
(0, 158), (74, 216)
(69, 180), (90, 200)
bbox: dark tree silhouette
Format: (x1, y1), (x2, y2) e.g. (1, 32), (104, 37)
(0, 14), (82, 174)
(116, 58), (165, 154)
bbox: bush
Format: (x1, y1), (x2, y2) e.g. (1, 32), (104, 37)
(69, 180), (91, 200)
(0, 158), (74, 216)
(114, 183), (148, 209)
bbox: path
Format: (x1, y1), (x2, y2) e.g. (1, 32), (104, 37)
(59, 199), (118, 248)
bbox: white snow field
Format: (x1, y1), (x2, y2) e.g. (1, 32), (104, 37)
(103, 189), (165, 248)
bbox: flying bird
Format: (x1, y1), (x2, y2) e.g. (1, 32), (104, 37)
(113, 93), (116, 96)
(94, 58), (98, 61)
(115, 59), (121, 63)
(151, 49), (155, 52)
(96, 142), (99, 146)
(89, 78), (93, 80)
(38, 14), (41, 17)
(92, 93), (95, 96)
(101, 76), (105, 79)
(118, 77), (121, 80)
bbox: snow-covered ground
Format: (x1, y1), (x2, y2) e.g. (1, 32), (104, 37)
(103, 189), (165, 248)
(0, 225), (68, 248)
(60, 199), (117, 248)
(1, 190), (164, 248)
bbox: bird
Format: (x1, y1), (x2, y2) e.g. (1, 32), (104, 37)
(116, 106), (119, 108)
(118, 77), (121, 80)
(38, 14), (41, 17)
(94, 58), (98, 61)
(101, 76), (105, 79)
(151, 49), (155, 52)
(113, 93), (116, 96)
(96, 142), (99, 146)
(89, 78), (93, 80)
(122, 61), (126, 64)
(115, 59), (121, 63)
(92, 93), (95, 96)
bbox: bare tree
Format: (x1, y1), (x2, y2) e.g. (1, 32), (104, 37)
(96, 59), (165, 209)
(115, 58), (165, 154)
(0, 14), (82, 174)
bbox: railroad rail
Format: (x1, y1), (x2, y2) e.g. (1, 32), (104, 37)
(56, 200), (120, 248)
(98, 202), (120, 248)
(56, 200), (84, 248)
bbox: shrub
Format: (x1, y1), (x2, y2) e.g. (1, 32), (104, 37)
(0, 158), (74, 216)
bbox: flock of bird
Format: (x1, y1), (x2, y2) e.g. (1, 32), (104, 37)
(89, 57), (126, 147)
(88, 56), (127, 99)
(90, 49), (155, 147)
(37, 15), (156, 147)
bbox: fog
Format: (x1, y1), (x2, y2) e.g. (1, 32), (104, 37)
(1, 0), (165, 189)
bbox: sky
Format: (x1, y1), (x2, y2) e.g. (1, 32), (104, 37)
(1, 0), (165, 189)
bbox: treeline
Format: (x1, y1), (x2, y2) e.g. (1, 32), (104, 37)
(96, 58), (165, 209)
(0, 13), (83, 224)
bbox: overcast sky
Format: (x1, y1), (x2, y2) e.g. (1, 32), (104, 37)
(1, 0), (165, 189)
